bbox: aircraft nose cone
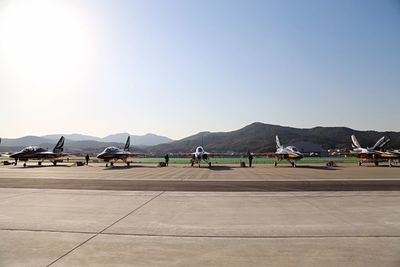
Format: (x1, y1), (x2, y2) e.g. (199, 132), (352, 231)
(97, 153), (104, 159)
(10, 153), (18, 158)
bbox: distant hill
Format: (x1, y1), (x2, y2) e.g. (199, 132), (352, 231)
(0, 138), (147, 155)
(0, 132), (173, 155)
(40, 133), (173, 146)
(0, 136), (53, 147)
(101, 133), (172, 145)
(148, 122), (400, 153)
(42, 134), (101, 142)
(2, 123), (400, 154)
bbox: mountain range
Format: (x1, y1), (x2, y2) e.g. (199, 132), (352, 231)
(2, 123), (400, 154)
(149, 122), (400, 153)
(0, 133), (173, 154)
(40, 133), (173, 145)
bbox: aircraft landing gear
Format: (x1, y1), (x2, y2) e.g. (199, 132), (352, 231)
(53, 161), (57, 166)
(110, 162), (114, 167)
(106, 163), (108, 167)
(23, 163), (26, 168)
(208, 162), (211, 167)
(358, 161), (362, 166)
(291, 161), (296, 168)
(127, 162), (130, 167)
(374, 161), (379, 167)
(274, 162), (277, 167)
(38, 161), (42, 166)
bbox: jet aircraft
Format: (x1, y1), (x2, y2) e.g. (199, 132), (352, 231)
(10, 136), (65, 167)
(272, 135), (304, 167)
(172, 145), (227, 168)
(97, 136), (140, 167)
(190, 146), (213, 167)
(350, 135), (398, 166)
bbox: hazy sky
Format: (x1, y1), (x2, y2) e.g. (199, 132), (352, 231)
(0, 0), (399, 139)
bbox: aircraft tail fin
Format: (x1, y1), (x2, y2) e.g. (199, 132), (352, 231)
(351, 135), (361, 149)
(276, 135), (283, 149)
(53, 136), (65, 153)
(372, 136), (390, 150)
(124, 136), (130, 151)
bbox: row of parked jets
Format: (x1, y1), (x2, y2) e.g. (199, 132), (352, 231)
(0, 135), (399, 168)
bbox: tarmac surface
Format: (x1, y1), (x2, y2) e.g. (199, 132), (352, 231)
(0, 163), (400, 266)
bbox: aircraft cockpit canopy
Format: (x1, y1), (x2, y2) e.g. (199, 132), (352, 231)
(22, 146), (44, 152)
(104, 146), (119, 153)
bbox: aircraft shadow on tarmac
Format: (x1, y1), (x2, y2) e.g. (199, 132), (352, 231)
(359, 165), (400, 168)
(182, 165), (234, 171)
(274, 165), (338, 170)
(207, 166), (234, 171)
(14, 164), (72, 169)
(103, 165), (157, 170)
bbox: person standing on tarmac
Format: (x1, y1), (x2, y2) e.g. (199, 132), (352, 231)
(85, 154), (90, 166)
(248, 152), (253, 167)
(165, 154), (169, 166)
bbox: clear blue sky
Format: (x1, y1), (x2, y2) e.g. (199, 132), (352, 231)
(0, 0), (399, 139)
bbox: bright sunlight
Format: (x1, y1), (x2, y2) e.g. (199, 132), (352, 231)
(0, 0), (92, 86)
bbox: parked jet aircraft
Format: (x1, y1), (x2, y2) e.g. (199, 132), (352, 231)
(172, 145), (227, 168)
(190, 146), (213, 167)
(97, 136), (140, 167)
(10, 136), (65, 167)
(350, 135), (398, 166)
(272, 135), (304, 167)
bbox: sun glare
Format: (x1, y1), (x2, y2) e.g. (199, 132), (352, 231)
(0, 0), (92, 86)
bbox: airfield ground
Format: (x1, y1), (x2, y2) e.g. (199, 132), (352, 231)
(0, 163), (399, 266)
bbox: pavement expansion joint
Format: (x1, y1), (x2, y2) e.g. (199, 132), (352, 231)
(45, 191), (165, 267)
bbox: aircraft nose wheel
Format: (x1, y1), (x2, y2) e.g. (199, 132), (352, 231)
(127, 162), (130, 167)
(23, 163), (26, 168)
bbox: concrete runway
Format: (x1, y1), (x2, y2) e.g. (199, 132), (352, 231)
(0, 164), (400, 266)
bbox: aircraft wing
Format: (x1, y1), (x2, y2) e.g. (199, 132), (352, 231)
(36, 152), (70, 159)
(113, 151), (143, 156)
(170, 152), (235, 158)
(37, 151), (56, 155)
